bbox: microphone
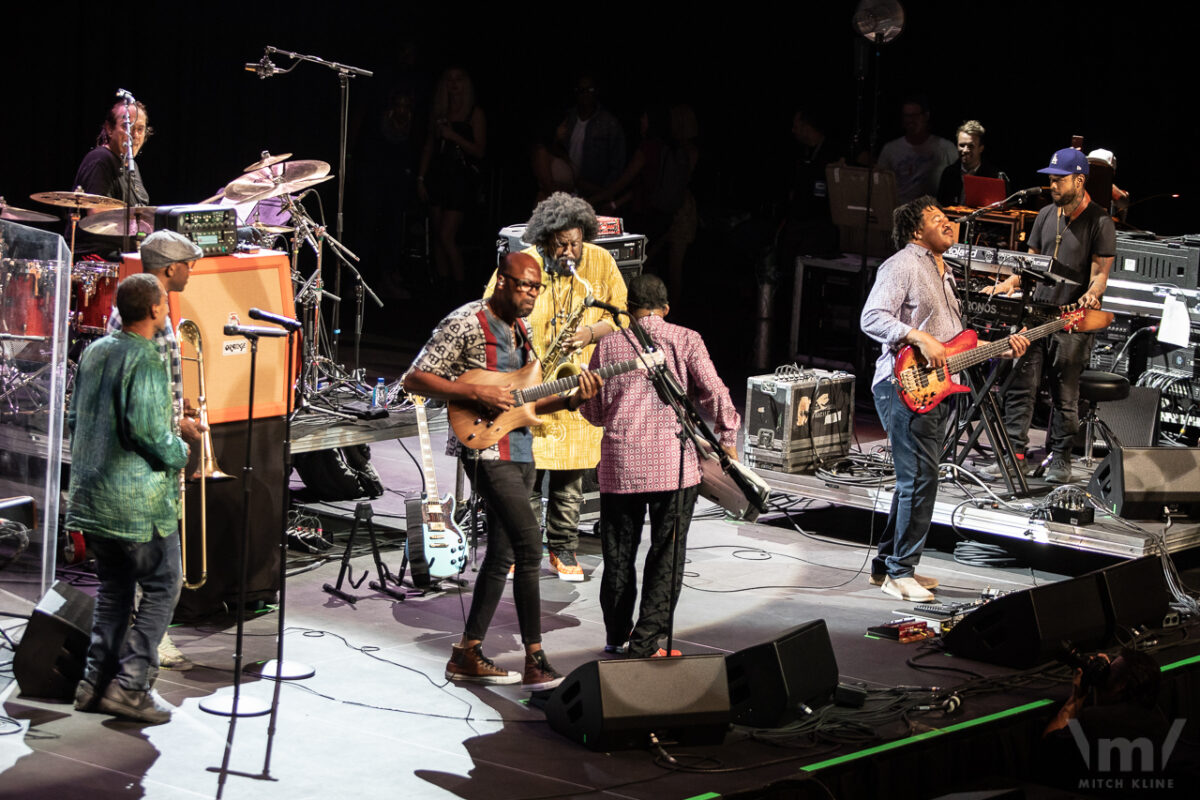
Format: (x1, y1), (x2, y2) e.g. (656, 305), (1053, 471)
(248, 307), (301, 331)
(244, 55), (280, 79)
(1012, 186), (1042, 201)
(223, 324), (288, 339)
(584, 296), (625, 317)
(115, 88), (135, 103)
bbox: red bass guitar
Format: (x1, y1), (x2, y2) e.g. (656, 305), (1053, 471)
(893, 307), (1113, 413)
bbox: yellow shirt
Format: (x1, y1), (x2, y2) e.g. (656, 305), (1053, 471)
(485, 242), (629, 470)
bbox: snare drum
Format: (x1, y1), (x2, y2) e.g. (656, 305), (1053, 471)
(1, 258), (57, 337)
(71, 262), (119, 334)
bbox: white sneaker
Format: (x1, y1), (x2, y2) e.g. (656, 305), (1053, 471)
(882, 575), (935, 603)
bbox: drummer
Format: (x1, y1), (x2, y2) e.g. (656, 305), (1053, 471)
(71, 99), (152, 259)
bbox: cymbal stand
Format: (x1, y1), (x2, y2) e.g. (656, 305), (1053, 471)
(292, 264), (353, 422)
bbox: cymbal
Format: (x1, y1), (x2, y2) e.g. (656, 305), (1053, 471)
(78, 206), (157, 237)
(0, 199), (58, 223)
(225, 160), (331, 203)
(243, 151), (292, 173)
(251, 223), (295, 234)
(30, 190), (125, 211)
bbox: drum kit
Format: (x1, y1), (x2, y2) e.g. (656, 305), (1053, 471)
(2, 149), (373, 421)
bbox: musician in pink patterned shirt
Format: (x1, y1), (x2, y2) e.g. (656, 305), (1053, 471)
(578, 274), (740, 658)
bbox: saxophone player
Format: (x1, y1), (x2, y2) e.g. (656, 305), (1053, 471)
(486, 193), (627, 581)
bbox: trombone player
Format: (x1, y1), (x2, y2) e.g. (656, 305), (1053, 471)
(486, 194), (627, 581)
(107, 230), (205, 669)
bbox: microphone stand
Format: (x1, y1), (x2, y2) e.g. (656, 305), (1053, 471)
(252, 318), (313, 783)
(117, 90), (136, 255)
(204, 328), (280, 791)
(261, 45), (373, 363)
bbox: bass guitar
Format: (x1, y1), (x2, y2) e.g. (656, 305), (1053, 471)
(405, 395), (467, 588)
(893, 306), (1113, 413)
(448, 351), (666, 450)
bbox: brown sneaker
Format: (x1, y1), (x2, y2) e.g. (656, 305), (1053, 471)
(522, 649), (563, 691)
(445, 643), (520, 685)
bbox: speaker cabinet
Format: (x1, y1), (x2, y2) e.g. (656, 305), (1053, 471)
(544, 655), (731, 751)
(14, 580), (94, 699)
(1087, 446), (1200, 520)
(725, 619), (839, 728)
(121, 250), (296, 423)
(173, 416), (285, 621)
(942, 575), (1108, 668)
(1088, 556), (1173, 635)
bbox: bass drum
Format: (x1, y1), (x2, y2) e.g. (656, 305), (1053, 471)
(71, 262), (119, 335)
(1, 258), (57, 338)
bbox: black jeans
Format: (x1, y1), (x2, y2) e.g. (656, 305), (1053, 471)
(530, 468), (586, 553)
(1002, 331), (1093, 457)
(462, 456), (543, 645)
(599, 486), (699, 659)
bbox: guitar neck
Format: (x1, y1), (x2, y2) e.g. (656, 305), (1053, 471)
(515, 356), (650, 404)
(413, 401), (440, 498)
(946, 313), (1074, 373)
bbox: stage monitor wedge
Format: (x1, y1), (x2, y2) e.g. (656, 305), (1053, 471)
(1087, 446), (1200, 520)
(543, 655), (730, 751)
(725, 619), (839, 728)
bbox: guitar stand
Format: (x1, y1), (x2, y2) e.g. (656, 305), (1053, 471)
(322, 501), (407, 603)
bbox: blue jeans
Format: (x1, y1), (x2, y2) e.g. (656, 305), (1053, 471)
(872, 381), (949, 579)
(83, 530), (182, 692)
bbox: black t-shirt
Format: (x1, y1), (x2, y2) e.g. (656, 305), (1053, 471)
(70, 146), (150, 260)
(1027, 198), (1116, 306)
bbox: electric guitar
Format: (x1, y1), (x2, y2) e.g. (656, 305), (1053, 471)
(893, 306), (1113, 413)
(448, 351), (666, 450)
(405, 395), (467, 588)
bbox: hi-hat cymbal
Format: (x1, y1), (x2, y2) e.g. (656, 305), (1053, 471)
(243, 151), (293, 173)
(30, 190), (125, 210)
(225, 160), (331, 203)
(78, 206), (157, 237)
(0, 198), (58, 223)
(251, 223), (295, 234)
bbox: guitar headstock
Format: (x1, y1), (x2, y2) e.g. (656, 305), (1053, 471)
(1061, 306), (1086, 332)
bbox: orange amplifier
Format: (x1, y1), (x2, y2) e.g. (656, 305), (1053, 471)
(120, 250), (297, 423)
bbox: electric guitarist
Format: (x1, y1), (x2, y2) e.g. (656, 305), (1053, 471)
(860, 196), (1029, 604)
(401, 252), (602, 691)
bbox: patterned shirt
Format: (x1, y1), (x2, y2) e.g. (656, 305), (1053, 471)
(486, 242), (627, 471)
(109, 305), (183, 430)
(860, 243), (964, 389)
(578, 315), (741, 494)
(66, 331), (190, 541)
(407, 299), (534, 461)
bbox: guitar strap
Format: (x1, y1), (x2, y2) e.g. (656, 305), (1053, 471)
(474, 307), (534, 460)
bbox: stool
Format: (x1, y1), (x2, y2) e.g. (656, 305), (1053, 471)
(1078, 370), (1130, 466)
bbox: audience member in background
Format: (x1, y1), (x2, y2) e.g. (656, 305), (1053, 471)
(564, 74), (626, 197)
(877, 95), (956, 204)
(531, 111), (577, 202)
(418, 66), (487, 299)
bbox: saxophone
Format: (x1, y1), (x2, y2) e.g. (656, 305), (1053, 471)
(539, 261), (593, 383)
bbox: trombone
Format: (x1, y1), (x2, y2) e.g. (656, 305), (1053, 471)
(178, 319), (233, 589)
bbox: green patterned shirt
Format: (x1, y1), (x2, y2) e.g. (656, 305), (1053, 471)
(66, 331), (190, 541)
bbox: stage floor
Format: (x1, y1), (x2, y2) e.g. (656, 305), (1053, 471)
(1, 426), (1196, 799)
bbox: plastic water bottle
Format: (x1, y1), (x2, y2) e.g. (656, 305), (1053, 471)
(371, 377), (386, 409)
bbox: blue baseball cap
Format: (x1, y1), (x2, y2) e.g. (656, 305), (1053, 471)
(1037, 147), (1090, 176)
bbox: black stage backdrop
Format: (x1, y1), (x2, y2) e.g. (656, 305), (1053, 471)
(5, 2), (1198, 371)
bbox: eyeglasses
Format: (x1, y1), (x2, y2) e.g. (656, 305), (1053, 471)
(500, 273), (543, 293)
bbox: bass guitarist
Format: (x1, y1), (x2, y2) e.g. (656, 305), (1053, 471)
(402, 252), (601, 691)
(860, 196), (1028, 603)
